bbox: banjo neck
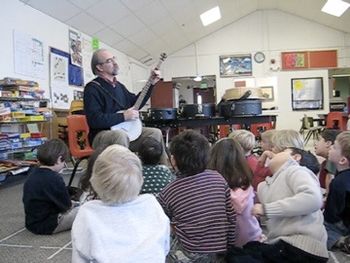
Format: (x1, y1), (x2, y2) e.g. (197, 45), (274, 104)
(133, 53), (167, 110)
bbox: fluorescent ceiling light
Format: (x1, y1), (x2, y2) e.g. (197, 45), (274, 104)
(321, 0), (350, 17)
(200, 6), (221, 26)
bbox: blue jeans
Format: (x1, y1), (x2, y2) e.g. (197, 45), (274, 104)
(324, 220), (350, 249)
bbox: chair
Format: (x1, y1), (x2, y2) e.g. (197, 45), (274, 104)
(67, 115), (93, 186)
(299, 116), (324, 145)
(250, 122), (273, 138)
(218, 125), (231, 138)
(326, 112), (347, 130)
(218, 124), (241, 138)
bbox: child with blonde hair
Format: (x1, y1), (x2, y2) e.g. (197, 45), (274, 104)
(208, 138), (264, 247)
(92, 129), (129, 149)
(80, 130), (130, 203)
(260, 129), (276, 152)
(258, 129), (304, 168)
(228, 130), (259, 172)
(229, 129), (272, 190)
(271, 129), (304, 153)
(72, 145), (170, 262)
(250, 148), (328, 262)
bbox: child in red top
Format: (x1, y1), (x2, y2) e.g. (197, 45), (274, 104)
(229, 129), (272, 191)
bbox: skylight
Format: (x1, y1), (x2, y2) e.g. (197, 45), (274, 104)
(321, 0), (350, 17)
(200, 6), (221, 26)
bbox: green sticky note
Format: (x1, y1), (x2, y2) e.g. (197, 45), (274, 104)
(92, 38), (99, 50)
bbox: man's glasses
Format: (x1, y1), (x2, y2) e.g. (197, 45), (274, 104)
(99, 56), (116, 64)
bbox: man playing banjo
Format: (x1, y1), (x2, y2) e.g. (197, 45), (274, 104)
(84, 49), (168, 165)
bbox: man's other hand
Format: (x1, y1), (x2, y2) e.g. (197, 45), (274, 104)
(151, 69), (161, 85)
(123, 107), (139, 120)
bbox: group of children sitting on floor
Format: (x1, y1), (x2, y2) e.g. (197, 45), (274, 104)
(22, 127), (350, 262)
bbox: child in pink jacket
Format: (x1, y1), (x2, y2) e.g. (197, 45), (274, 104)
(208, 138), (264, 247)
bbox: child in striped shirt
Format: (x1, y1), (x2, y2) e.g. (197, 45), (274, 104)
(158, 130), (236, 263)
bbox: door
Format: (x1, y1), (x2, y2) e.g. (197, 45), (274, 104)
(193, 87), (215, 104)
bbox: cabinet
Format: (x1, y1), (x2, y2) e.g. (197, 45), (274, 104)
(0, 77), (50, 183)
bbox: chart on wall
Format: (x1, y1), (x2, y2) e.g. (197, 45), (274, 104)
(50, 47), (73, 109)
(13, 30), (45, 79)
(69, 29), (82, 67)
(291, 77), (323, 110)
(82, 36), (94, 84)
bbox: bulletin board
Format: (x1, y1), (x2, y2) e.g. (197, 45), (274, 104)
(282, 50), (337, 70)
(291, 77), (324, 110)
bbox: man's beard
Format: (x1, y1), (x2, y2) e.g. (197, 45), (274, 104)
(112, 66), (119, 76)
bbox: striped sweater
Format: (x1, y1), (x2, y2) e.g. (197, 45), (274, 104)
(157, 169), (236, 254)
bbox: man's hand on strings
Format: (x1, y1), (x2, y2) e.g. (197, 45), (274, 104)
(151, 69), (161, 85)
(123, 107), (139, 120)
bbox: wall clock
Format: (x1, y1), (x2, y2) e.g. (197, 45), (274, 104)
(254, 52), (265, 63)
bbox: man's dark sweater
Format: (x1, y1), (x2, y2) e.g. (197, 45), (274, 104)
(324, 168), (350, 226)
(83, 77), (153, 143)
(23, 167), (71, 234)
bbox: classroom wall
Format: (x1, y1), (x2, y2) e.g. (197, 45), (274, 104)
(162, 10), (350, 130)
(0, 0), (149, 108)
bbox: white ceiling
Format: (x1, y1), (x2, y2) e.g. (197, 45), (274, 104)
(19, 0), (350, 65)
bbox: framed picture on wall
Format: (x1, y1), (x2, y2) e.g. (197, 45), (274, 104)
(291, 77), (324, 110)
(261, 86), (274, 101)
(219, 54), (252, 77)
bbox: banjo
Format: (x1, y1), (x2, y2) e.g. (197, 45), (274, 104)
(110, 53), (167, 141)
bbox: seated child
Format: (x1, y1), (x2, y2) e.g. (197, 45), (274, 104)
(258, 129), (304, 168)
(260, 130), (275, 153)
(229, 129), (271, 191)
(158, 130), (236, 262)
(72, 145), (170, 262)
(80, 130), (130, 203)
(208, 138), (264, 248)
(286, 147), (320, 175)
(314, 129), (340, 198)
(92, 130), (129, 149)
(79, 147), (104, 203)
(252, 149), (328, 262)
(138, 137), (174, 195)
(271, 129), (304, 153)
(323, 131), (350, 253)
(228, 130), (258, 171)
(23, 139), (79, 235)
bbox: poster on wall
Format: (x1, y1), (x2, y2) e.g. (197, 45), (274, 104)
(82, 36), (94, 83)
(282, 52), (309, 70)
(291, 77), (323, 110)
(73, 89), (84, 100)
(69, 29), (82, 67)
(50, 47), (73, 109)
(219, 54), (252, 77)
(13, 30), (45, 79)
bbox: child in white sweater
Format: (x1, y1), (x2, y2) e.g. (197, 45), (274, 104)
(251, 150), (328, 262)
(71, 145), (170, 263)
